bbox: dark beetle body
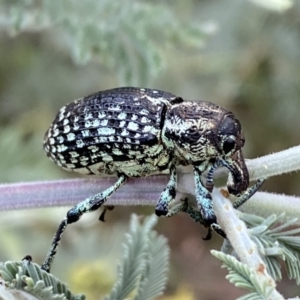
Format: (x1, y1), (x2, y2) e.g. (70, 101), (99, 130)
(42, 87), (255, 272)
(44, 87), (248, 195)
(44, 88), (175, 177)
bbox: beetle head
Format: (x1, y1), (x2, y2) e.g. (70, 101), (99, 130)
(163, 101), (249, 195)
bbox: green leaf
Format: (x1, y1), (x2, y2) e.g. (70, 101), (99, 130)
(0, 259), (84, 300)
(105, 214), (169, 300)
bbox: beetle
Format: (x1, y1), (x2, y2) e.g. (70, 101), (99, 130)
(42, 87), (262, 272)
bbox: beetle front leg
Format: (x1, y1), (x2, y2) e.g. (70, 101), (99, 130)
(194, 166), (217, 226)
(155, 165), (177, 216)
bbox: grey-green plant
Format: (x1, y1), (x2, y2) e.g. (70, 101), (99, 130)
(0, 0), (210, 86)
(0, 0), (300, 299)
(0, 214), (169, 300)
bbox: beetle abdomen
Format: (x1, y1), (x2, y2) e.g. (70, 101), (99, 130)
(44, 87), (176, 176)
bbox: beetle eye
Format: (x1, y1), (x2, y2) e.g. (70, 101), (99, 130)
(223, 137), (236, 154)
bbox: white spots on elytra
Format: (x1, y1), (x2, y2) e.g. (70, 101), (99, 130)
(121, 129), (129, 136)
(51, 146), (56, 153)
(98, 111), (106, 119)
(76, 139), (85, 148)
(118, 112), (127, 120)
(88, 145), (99, 152)
(108, 104), (121, 111)
(90, 153), (99, 161)
(142, 125), (152, 133)
(86, 119), (101, 128)
(58, 108), (66, 121)
(57, 144), (68, 152)
(57, 153), (65, 159)
(71, 158), (78, 164)
(44, 88), (180, 178)
(127, 122), (138, 131)
(131, 114), (138, 121)
(57, 136), (64, 143)
(94, 137), (101, 144)
(67, 132), (76, 141)
(63, 125), (71, 133)
(140, 88), (146, 92)
(85, 113), (93, 120)
(69, 151), (80, 157)
(139, 109), (149, 115)
(100, 119), (108, 126)
(112, 149), (123, 156)
(66, 163), (75, 169)
(141, 116), (150, 124)
(52, 128), (59, 137)
(98, 136), (108, 143)
(56, 160), (63, 167)
(93, 119), (101, 127)
(102, 155), (113, 162)
(80, 156), (89, 161)
(97, 127), (115, 136)
(119, 121), (126, 127)
(82, 130), (90, 137)
(85, 120), (92, 128)
(58, 114), (64, 122)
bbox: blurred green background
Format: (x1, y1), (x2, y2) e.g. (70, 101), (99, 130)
(0, 0), (300, 299)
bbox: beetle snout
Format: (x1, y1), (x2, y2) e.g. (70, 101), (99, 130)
(224, 150), (249, 196)
(227, 179), (248, 196)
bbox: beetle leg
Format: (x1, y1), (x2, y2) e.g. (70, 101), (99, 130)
(211, 223), (226, 239)
(155, 165), (177, 216)
(99, 205), (115, 222)
(233, 178), (265, 209)
(206, 160), (222, 192)
(163, 198), (189, 217)
(41, 174), (127, 273)
(163, 196), (227, 240)
(194, 166), (217, 226)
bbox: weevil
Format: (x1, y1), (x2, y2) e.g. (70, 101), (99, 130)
(42, 87), (263, 272)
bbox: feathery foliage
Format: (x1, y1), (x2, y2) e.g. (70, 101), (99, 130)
(105, 214), (169, 300)
(0, 258), (84, 300)
(0, 214), (169, 300)
(0, 0), (210, 86)
(240, 212), (300, 284)
(211, 251), (276, 300)
(0, 0), (300, 299)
